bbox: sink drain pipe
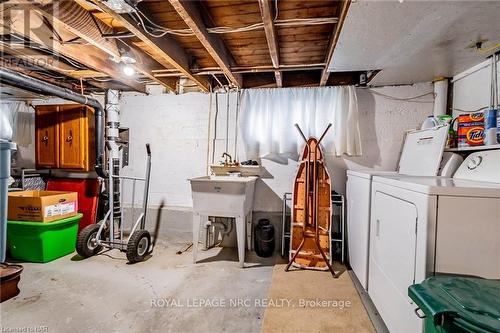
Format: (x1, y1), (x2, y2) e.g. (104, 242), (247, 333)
(204, 218), (233, 249)
(0, 67), (107, 178)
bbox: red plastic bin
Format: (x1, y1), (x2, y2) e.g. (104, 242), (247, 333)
(46, 178), (100, 232)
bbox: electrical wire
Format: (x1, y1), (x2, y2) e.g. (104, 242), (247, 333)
(225, 91), (229, 154)
(132, 10), (193, 37)
(452, 106), (490, 113)
(90, 77), (114, 82)
(234, 89), (240, 159)
(368, 89), (435, 102)
(206, 86), (213, 175)
(207, 18), (338, 34)
(212, 92), (219, 164)
(132, 6), (337, 36)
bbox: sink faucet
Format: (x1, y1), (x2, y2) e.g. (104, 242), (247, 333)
(222, 152), (233, 165)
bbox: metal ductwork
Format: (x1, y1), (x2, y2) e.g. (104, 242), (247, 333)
(0, 67), (108, 178)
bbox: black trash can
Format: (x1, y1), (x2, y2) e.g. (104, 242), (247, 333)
(254, 219), (275, 258)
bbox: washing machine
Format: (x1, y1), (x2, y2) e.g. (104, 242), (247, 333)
(346, 125), (457, 290)
(368, 149), (500, 333)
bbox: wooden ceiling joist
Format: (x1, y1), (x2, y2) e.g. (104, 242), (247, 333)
(168, 0), (242, 88)
(0, 56), (78, 91)
(258, 0), (282, 87)
(320, 0), (351, 86)
(94, 1), (210, 92)
(2, 7), (146, 92)
(34, 1), (177, 91)
(0, 43), (109, 90)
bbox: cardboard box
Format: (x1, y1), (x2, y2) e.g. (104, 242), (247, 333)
(8, 191), (78, 222)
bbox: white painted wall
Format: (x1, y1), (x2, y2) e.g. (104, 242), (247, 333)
(120, 83), (433, 211)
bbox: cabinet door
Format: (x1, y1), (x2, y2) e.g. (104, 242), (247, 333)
(35, 106), (59, 168)
(58, 105), (87, 170)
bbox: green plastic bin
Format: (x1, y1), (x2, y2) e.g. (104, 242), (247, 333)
(7, 213), (82, 263)
(408, 276), (500, 333)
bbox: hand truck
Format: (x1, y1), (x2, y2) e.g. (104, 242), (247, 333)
(76, 144), (153, 263)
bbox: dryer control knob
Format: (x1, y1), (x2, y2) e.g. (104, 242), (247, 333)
(467, 155), (483, 170)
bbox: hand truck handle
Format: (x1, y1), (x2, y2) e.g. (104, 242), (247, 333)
(146, 143), (151, 156)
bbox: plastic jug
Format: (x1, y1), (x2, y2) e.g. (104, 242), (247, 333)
(421, 116), (440, 129)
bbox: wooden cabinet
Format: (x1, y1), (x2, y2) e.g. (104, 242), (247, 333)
(35, 104), (95, 172)
(35, 106), (59, 168)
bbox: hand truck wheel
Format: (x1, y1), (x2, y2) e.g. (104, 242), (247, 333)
(76, 224), (103, 258)
(126, 229), (151, 263)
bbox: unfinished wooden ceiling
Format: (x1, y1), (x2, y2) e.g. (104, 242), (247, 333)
(0, 0), (359, 94)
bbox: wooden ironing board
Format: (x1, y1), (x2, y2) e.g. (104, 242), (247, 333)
(286, 124), (338, 277)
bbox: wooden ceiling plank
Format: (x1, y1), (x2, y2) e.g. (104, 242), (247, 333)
(2, 8), (146, 92)
(258, 0), (281, 87)
(168, 0), (242, 88)
(320, 0), (351, 86)
(94, 1), (210, 92)
(0, 56), (87, 91)
(0, 43), (110, 89)
(35, 2), (177, 92)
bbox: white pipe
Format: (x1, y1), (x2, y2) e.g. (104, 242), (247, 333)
(433, 78), (448, 117)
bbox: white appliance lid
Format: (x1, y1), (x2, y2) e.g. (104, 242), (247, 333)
(398, 124), (448, 176)
(346, 169), (397, 179)
(372, 175), (500, 197)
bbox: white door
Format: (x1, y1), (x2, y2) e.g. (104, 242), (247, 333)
(369, 191), (422, 333)
(346, 175), (371, 290)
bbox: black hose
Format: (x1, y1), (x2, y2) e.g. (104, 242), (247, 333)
(0, 67), (107, 178)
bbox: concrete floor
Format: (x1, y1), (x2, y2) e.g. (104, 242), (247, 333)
(2, 230), (281, 333)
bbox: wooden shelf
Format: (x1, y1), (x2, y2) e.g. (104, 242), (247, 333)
(444, 144), (500, 153)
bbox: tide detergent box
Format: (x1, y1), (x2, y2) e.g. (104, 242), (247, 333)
(458, 112), (485, 147)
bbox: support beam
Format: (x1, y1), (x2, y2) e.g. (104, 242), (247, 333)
(34, 2), (177, 91)
(1, 57), (78, 91)
(0, 43), (111, 90)
(1, 6), (147, 92)
(168, 0), (241, 88)
(320, 0), (351, 86)
(94, 1), (210, 92)
(258, 0), (282, 87)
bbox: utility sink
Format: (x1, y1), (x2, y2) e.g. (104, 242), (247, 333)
(189, 175), (258, 267)
(189, 176), (257, 217)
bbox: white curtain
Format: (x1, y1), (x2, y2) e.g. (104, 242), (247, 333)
(238, 86), (362, 161)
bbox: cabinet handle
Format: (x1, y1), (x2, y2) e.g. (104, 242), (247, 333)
(42, 130), (49, 144)
(66, 130), (73, 142)
(376, 218), (380, 237)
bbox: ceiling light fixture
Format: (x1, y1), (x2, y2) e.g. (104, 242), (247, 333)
(101, 0), (140, 14)
(122, 64), (136, 77)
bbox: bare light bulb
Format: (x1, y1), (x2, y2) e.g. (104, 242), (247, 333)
(122, 64), (135, 77)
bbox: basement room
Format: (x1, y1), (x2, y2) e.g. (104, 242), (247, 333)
(1, 1), (499, 332)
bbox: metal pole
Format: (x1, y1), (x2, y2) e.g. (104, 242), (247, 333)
(141, 144), (152, 229)
(108, 148), (114, 243)
(282, 193), (286, 258)
(317, 123), (332, 145)
(294, 124), (308, 143)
